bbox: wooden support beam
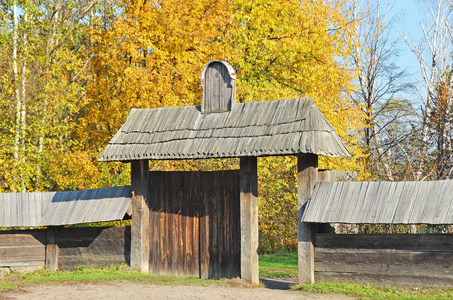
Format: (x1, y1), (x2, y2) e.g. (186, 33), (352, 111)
(131, 159), (150, 273)
(297, 153), (318, 285)
(46, 226), (60, 272)
(239, 157), (259, 285)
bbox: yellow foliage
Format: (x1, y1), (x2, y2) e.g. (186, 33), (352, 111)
(77, 0), (367, 243)
(79, 0), (234, 151)
(81, 0), (365, 173)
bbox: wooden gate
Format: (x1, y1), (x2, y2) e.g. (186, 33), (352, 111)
(148, 171), (240, 279)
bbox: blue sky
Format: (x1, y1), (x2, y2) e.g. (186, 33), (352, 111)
(379, 0), (429, 104)
(385, 0), (425, 74)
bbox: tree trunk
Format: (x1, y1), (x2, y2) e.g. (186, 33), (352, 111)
(13, 1), (20, 163)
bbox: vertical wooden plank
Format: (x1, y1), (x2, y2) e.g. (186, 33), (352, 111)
(298, 153), (318, 285)
(130, 159), (150, 273)
(239, 157), (259, 285)
(219, 172), (226, 278)
(170, 173), (177, 276)
(148, 171), (161, 275)
(22, 193), (29, 227)
(230, 170), (241, 278)
(176, 172), (182, 277)
(193, 172), (200, 278)
(199, 172), (210, 278)
(0, 195), (4, 228)
(4, 194), (11, 228)
(193, 173), (200, 277)
(46, 226), (60, 272)
(161, 174), (169, 275)
(208, 181), (215, 278)
(183, 172), (190, 276)
(12, 193), (18, 227)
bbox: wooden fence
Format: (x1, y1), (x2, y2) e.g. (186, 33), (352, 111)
(0, 226), (130, 272)
(315, 233), (453, 288)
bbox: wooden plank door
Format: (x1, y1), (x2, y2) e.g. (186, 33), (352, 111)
(148, 171), (240, 279)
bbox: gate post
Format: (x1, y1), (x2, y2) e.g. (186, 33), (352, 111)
(131, 159), (150, 273)
(240, 157), (259, 285)
(46, 226), (60, 271)
(297, 153), (318, 284)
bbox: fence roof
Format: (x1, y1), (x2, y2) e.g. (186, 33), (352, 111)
(0, 186), (131, 227)
(98, 98), (351, 162)
(301, 181), (453, 224)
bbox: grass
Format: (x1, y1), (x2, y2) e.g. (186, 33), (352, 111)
(2, 254), (453, 299)
(297, 282), (453, 300)
(260, 251), (453, 299)
(0, 265), (241, 292)
(259, 251), (298, 278)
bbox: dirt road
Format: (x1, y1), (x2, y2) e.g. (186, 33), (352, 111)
(1, 279), (354, 300)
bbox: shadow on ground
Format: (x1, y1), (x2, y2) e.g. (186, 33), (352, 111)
(260, 278), (298, 290)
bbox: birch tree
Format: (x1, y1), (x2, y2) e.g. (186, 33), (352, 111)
(349, 0), (413, 180)
(0, 0), (101, 191)
(401, 0), (453, 179)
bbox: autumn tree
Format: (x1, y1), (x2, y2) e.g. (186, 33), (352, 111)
(229, 0), (365, 246)
(428, 67), (453, 178)
(346, 0), (415, 181)
(401, 0), (453, 179)
(0, 0), (105, 192)
(80, 0), (365, 248)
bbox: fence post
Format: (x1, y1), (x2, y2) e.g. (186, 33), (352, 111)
(297, 153), (318, 284)
(46, 226), (60, 272)
(131, 159), (150, 273)
(240, 156), (259, 285)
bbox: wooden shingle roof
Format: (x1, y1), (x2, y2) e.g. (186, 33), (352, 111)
(301, 181), (453, 224)
(0, 186), (131, 227)
(40, 186), (131, 226)
(99, 98), (351, 161)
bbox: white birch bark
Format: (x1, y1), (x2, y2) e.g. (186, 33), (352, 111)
(400, 0), (453, 179)
(13, 1), (20, 163)
(21, 13), (27, 166)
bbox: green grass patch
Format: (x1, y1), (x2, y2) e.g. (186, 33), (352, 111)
(0, 265), (236, 292)
(259, 251), (298, 278)
(297, 282), (453, 300)
(3, 262), (453, 300)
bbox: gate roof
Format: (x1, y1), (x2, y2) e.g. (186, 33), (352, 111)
(301, 181), (453, 224)
(99, 98), (351, 161)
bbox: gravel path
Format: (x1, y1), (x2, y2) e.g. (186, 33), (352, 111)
(0, 279), (355, 300)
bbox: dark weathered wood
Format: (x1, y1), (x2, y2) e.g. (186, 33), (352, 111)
(297, 153), (318, 285)
(315, 233), (453, 250)
(0, 230), (45, 272)
(0, 245), (46, 261)
(0, 231), (46, 247)
(0, 227), (131, 273)
(45, 226), (60, 272)
(58, 226), (131, 270)
(315, 233), (453, 288)
(131, 159), (150, 273)
(148, 171), (240, 279)
(131, 194), (149, 273)
(240, 157), (259, 285)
